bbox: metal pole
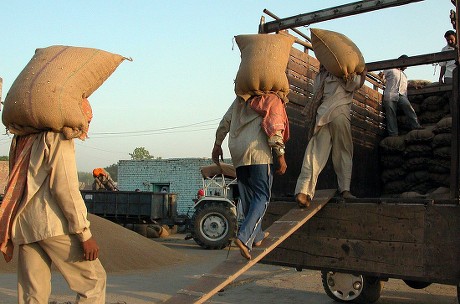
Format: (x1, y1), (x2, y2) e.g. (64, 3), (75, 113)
(262, 0), (424, 33)
(263, 9), (311, 43)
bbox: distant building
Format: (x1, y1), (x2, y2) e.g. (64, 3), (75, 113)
(118, 158), (221, 214)
(0, 160), (8, 194)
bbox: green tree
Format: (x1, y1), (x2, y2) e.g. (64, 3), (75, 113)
(129, 147), (154, 160)
(104, 163), (118, 182)
(0, 156), (8, 161)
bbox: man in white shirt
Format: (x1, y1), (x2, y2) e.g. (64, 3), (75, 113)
(439, 30), (457, 84)
(382, 55), (422, 137)
(295, 65), (366, 206)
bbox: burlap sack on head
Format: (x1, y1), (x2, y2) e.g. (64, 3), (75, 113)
(2, 45), (128, 139)
(234, 34), (295, 103)
(310, 28), (365, 80)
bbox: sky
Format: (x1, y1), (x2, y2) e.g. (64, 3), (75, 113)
(0, 0), (456, 172)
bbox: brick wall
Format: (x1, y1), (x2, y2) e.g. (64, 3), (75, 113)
(118, 158), (217, 215)
(0, 161), (8, 194)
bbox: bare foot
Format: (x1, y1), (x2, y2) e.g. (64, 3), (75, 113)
(341, 191), (356, 199)
(295, 193), (311, 208)
(254, 232), (270, 247)
(234, 238), (251, 260)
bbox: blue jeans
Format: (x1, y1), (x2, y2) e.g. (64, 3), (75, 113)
(383, 94), (420, 136)
(236, 164), (273, 251)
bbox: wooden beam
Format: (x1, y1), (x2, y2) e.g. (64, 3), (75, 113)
(261, 0), (424, 33)
(407, 84), (453, 96)
(365, 50), (457, 72)
(450, 67), (459, 199)
(164, 189), (336, 304)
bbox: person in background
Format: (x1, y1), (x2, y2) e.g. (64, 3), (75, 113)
(212, 93), (288, 260)
(0, 98), (106, 303)
(439, 30), (457, 85)
(92, 167), (118, 191)
(295, 64), (367, 207)
(381, 55), (423, 137)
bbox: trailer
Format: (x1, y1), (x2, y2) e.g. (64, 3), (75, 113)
(81, 190), (185, 237)
(258, 1), (460, 303)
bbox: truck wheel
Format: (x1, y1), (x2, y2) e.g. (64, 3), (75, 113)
(457, 282), (459, 304)
(191, 202), (236, 250)
(403, 280), (432, 289)
(321, 270), (383, 303)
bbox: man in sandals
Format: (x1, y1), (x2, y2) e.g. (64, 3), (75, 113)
(212, 93), (288, 260)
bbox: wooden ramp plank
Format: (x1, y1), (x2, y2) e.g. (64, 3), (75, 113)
(164, 189), (336, 304)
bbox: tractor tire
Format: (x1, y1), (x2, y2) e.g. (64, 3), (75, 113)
(190, 201), (237, 250)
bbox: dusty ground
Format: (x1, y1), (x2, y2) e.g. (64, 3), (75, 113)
(0, 232), (457, 304)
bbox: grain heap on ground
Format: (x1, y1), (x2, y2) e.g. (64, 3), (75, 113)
(0, 214), (190, 274)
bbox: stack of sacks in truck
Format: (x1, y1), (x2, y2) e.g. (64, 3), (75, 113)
(403, 127), (435, 194)
(380, 136), (407, 195)
(379, 80), (452, 197)
(2, 45), (128, 138)
(430, 117), (452, 190)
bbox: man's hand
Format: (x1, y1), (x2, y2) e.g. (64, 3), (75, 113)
(82, 237), (100, 261)
(276, 155), (287, 175)
(212, 143), (223, 165)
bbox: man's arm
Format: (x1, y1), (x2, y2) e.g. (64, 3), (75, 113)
(212, 100), (235, 164)
(46, 132), (100, 260)
(439, 65), (446, 83)
(268, 131), (287, 175)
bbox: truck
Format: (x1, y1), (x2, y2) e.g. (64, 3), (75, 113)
(255, 1), (460, 303)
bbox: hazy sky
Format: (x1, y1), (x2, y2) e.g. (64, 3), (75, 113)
(0, 0), (455, 172)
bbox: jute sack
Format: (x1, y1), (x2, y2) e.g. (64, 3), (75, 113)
(234, 34), (295, 103)
(2, 45), (128, 138)
(311, 28), (365, 80)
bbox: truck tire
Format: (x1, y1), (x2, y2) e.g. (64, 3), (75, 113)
(191, 202), (237, 250)
(321, 270), (383, 303)
(457, 282), (459, 304)
(403, 280), (432, 289)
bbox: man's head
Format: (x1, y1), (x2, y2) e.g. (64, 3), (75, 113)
(444, 30), (457, 48)
(398, 54), (409, 71)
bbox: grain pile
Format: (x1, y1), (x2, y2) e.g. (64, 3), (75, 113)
(0, 214), (190, 274)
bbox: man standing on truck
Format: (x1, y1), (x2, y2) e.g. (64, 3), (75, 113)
(0, 98), (106, 303)
(212, 93), (288, 260)
(439, 30), (457, 85)
(295, 64), (367, 207)
(381, 55), (423, 137)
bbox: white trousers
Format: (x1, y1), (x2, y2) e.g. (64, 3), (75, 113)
(18, 234), (106, 304)
(295, 113), (353, 198)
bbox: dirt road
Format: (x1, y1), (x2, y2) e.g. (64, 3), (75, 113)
(0, 233), (457, 304)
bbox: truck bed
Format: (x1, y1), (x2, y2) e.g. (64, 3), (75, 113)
(262, 197), (460, 285)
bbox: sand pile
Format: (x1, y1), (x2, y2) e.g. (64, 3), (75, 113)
(0, 214), (190, 274)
